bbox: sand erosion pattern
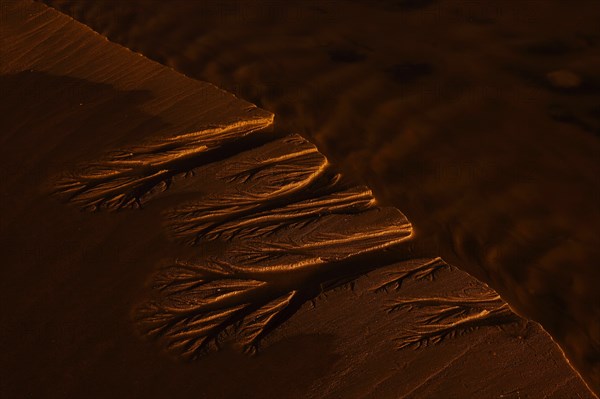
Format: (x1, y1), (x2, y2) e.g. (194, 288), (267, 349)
(2, 1), (594, 396)
(41, 2), (600, 390)
(55, 119), (521, 359)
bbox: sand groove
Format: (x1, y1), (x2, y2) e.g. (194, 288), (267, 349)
(175, 186), (376, 243)
(392, 298), (517, 350)
(360, 257), (522, 351)
(54, 120), (269, 210)
(136, 255), (308, 358)
(373, 257), (449, 293)
(219, 208), (411, 272)
(165, 135), (329, 244)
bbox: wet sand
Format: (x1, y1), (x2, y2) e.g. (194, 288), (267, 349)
(41, 0), (600, 392)
(1, 1), (598, 397)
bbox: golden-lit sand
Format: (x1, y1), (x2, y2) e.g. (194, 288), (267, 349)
(41, 0), (600, 392)
(1, 1), (598, 397)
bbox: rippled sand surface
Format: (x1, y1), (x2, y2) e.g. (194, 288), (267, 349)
(43, 0), (600, 390)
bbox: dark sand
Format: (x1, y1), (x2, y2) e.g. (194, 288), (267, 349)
(0, 1), (598, 398)
(40, 0), (600, 392)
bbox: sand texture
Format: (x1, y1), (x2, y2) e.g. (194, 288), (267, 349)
(39, 0), (600, 392)
(0, 1), (597, 398)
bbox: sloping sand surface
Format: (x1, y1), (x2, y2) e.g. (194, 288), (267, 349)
(40, 0), (600, 391)
(0, 1), (597, 398)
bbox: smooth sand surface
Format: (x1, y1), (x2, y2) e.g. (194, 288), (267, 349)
(1, 1), (597, 398)
(41, 0), (600, 392)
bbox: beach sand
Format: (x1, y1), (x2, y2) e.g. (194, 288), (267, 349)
(1, 1), (598, 397)
(41, 0), (600, 392)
